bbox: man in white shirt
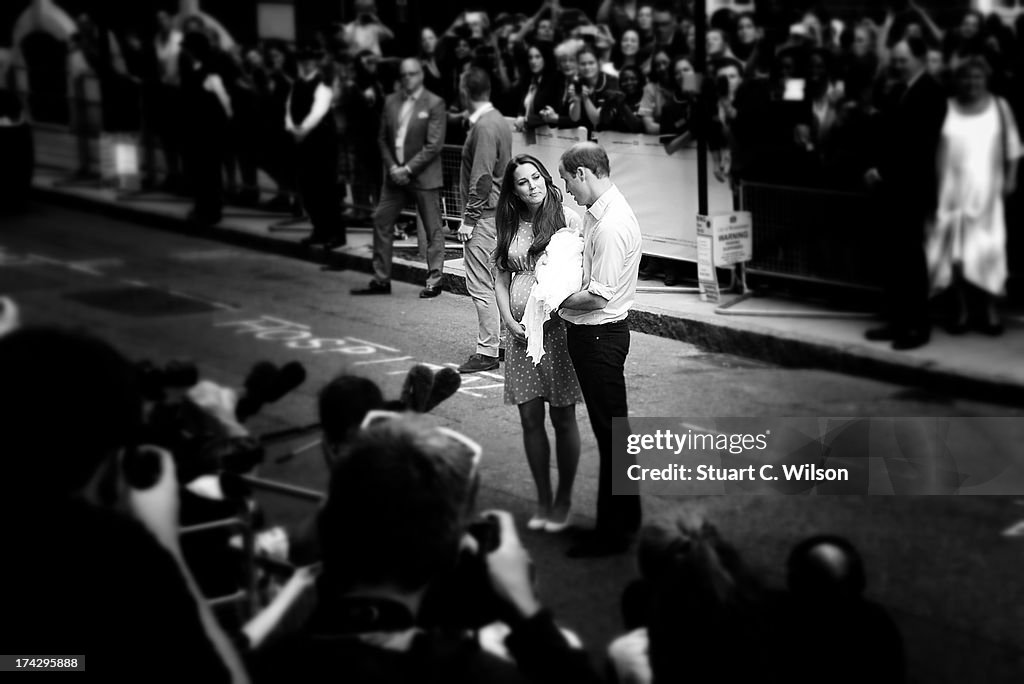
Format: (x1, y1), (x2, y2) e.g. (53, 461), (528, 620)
(557, 142), (643, 558)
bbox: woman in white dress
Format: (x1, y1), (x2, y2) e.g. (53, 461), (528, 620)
(928, 56), (1021, 335)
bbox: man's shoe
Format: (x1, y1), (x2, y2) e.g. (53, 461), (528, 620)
(419, 286), (442, 299)
(323, 236), (347, 250)
(457, 354), (499, 374)
(351, 281), (391, 295)
(566, 531), (632, 559)
(865, 325), (899, 342)
(891, 328), (930, 351)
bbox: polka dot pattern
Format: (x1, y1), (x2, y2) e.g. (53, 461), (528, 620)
(502, 218), (583, 408)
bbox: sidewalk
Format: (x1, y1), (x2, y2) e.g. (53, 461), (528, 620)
(28, 160), (1024, 405)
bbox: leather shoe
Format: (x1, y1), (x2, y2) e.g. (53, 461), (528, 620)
(323, 237), (347, 250)
(891, 328), (930, 351)
(419, 286), (442, 299)
(351, 281), (391, 295)
(457, 354), (499, 374)
(566, 531), (632, 558)
(864, 325), (898, 342)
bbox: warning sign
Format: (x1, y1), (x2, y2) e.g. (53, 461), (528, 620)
(696, 212), (753, 302)
(711, 212), (753, 267)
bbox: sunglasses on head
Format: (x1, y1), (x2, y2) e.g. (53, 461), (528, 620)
(359, 410), (482, 476)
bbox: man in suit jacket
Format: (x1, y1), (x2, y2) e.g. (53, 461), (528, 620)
(864, 38), (948, 350)
(352, 58), (447, 298)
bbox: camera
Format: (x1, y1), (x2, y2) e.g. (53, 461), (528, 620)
(419, 515), (504, 630)
(571, 76), (582, 96)
(467, 515), (501, 553)
(716, 74), (731, 99)
(137, 359), (199, 401)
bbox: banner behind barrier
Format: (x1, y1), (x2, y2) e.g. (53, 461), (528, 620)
(506, 124), (733, 263)
(594, 131), (733, 262)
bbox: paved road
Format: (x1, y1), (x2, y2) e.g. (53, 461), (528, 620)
(3, 205), (1023, 682)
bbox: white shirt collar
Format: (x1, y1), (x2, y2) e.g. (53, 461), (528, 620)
(403, 87), (424, 102)
(469, 102), (495, 125)
(586, 184), (622, 220)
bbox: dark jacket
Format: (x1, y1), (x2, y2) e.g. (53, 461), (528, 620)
(251, 602), (601, 684)
(517, 72), (565, 129)
(875, 72), (948, 218)
(378, 88), (447, 189)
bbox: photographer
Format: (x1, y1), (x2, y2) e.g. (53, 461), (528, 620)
(251, 414), (599, 684)
(0, 327), (248, 683)
(340, 0), (394, 58)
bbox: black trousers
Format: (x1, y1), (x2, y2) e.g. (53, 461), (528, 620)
(296, 137), (344, 241)
(182, 131), (224, 222)
(566, 320), (641, 539)
(879, 189), (931, 332)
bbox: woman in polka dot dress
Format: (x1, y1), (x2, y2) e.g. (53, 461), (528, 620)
(493, 154), (583, 532)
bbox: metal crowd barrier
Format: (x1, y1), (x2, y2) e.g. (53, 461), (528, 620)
(14, 62), (897, 292)
(739, 181), (883, 291)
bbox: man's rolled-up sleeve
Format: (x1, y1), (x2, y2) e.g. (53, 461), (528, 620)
(587, 224), (629, 301)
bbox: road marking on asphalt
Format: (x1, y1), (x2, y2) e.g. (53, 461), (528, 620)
(23, 252), (126, 277)
(164, 288), (238, 311)
(346, 336), (400, 353)
(218, 315), (401, 356)
(442, 362), (504, 381)
(387, 362), (449, 375)
(215, 315), (505, 400)
(353, 356), (415, 366)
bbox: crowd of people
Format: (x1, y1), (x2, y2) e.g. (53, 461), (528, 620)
(0, 319), (907, 683)
(33, 0), (1022, 345)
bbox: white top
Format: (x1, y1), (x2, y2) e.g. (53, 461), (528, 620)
(559, 184), (642, 326)
(343, 21), (393, 57)
(155, 30), (183, 85)
(394, 88), (423, 165)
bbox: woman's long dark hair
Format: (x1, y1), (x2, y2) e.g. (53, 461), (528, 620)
(494, 155), (565, 272)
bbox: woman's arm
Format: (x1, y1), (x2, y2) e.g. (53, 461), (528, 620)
(581, 90), (602, 127)
(511, 2), (552, 45)
(204, 73), (233, 119)
(495, 269), (526, 340)
(908, 0), (944, 44)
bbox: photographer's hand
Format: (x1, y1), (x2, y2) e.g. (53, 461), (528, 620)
(125, 445), (182, 556)
(482, 510), (541, 621)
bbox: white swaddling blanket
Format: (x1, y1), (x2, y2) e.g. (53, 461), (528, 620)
(523, 229), (584, 364)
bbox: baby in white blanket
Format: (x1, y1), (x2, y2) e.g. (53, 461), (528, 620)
(522, 227), (584, 364)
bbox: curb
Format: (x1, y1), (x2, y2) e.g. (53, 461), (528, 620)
(31, 186), (1024, 406)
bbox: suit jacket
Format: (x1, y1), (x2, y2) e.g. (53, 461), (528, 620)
(876, 73), (948, 218)
(378, 88), (446, 190)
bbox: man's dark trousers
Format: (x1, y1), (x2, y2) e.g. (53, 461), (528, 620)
(566, 320), (641, 540)
(296, 136), (344, 242)
(372, 181), (445, 288)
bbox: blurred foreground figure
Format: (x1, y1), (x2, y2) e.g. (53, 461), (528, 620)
(0, 327), (248, 683)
